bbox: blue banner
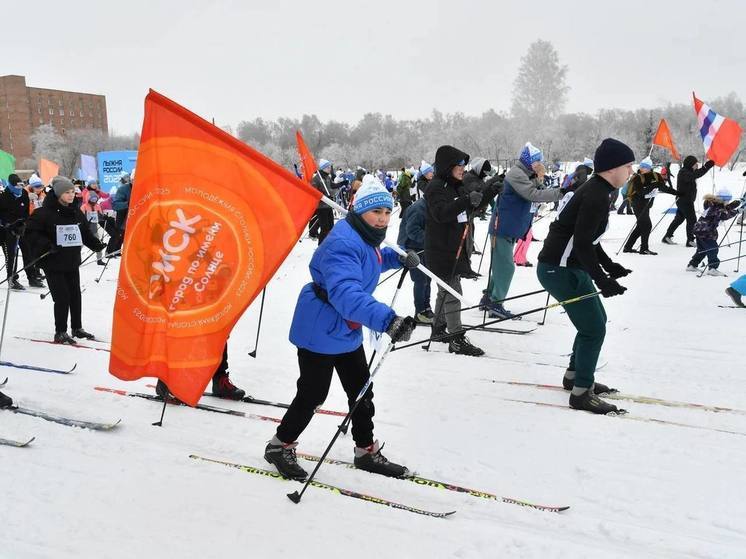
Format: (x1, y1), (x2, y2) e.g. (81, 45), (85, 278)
(97, 150), (138, 193)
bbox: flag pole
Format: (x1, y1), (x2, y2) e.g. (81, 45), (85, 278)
(318, 194), (470, 305)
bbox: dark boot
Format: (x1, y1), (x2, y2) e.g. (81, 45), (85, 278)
(71, 328), (95, 340)
(569, 389), (624, 415)
(264, 440), (308, 480)
(53, 332), (76, 345)
(353, 441), (408, 477)
(0, 391), (12, 408)
(28, 278), (45, 288)
(211, 373), (246, 400)
(562, 372), (617, 395)
(9, 280), (25, 291)
(155, 380), (183, 404)
(448, 335), (485, 356)
(725, 287), (745, 307)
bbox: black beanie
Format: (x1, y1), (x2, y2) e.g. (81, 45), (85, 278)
(7, 173), (21, 186)
(593, 138), (635, 173)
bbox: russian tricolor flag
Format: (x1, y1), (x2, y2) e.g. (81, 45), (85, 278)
(693, 92), (742, 167)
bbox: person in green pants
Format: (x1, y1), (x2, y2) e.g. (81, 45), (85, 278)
(537, 138), (635, 415)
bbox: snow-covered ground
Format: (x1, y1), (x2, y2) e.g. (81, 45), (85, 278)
(2, 169), (745, 559)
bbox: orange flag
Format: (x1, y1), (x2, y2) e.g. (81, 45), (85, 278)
(108, 90), (321, 406)
(651, 118), (681, 160)
(295, 130), (318, 184)
(39, 158), (60, 185)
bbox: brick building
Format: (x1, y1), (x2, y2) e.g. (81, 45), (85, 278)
(0, 74), (108, 164)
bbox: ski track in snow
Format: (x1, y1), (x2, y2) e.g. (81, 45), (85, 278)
(1, 167), (745, 558)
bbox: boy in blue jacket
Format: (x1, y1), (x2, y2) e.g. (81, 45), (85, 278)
(264, 176), (419, 481)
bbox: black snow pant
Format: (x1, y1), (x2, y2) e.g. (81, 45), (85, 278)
(276, 345), (375, 448)
(106, 209), (128, 255)
(316, 207), (335, 245)
(665, 199), (697, 243)
(0, 231), (37, 282)
(45, 269), (82, 334)
(625, 198), (653, 251)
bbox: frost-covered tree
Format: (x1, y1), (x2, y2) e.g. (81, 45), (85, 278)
(511, 40), (569, 120)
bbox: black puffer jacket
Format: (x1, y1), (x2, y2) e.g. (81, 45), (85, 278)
(676, 156), (714, 203)
(424, 145), (473, 278)
(0, 188), (31, 228)
(25, 193), (105, 272)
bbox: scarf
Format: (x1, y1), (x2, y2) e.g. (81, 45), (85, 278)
(345, 211), (386, 247)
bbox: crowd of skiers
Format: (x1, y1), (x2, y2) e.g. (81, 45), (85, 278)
(2, 138), (746, 482)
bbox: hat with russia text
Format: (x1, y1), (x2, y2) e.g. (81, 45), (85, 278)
(353, 175), (393, 214)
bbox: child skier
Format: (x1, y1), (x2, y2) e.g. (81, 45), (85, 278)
(82, 192), (106, 265)
(264, 176), (419, 481)
(685, 193), (743, 275)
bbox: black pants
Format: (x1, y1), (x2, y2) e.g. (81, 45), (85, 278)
(276, 345), (374, 448)
(106, 210), (128, 255)
(316, 207), (334, 245)
(45, 269), (82, 333)
(0, 232), (37, 281)
(665, 199), (697, 243)
(625, 198), (653, 251)
(617, 198), (633, 214)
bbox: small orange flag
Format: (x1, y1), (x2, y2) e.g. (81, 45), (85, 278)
(295, 130), (318, 184)
(108, 90), (321, 406)
(39, 158), (60, 185)
(651, 118), (681, 161)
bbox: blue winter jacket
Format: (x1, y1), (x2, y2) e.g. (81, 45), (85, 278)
(289, 219), (400, 354)
(493, 162), (561, 240)
(112, 182), (132, 211)
(396, 197), (427, 250)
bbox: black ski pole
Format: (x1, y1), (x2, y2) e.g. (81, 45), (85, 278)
(153, 398), (168, 427)
(424, 212), (474, 352)
(445, 287), (547, 319)
(736, 217), (744, 273)
(649, 200), (676, 236)
(40, 249), (115, 299)
(0, 249), (53, 289)
(476, 226), (490, 275)
(339, 268), (409, 436)
(616, 198), (653, 255)
(538, 292), (551, 326)
(697, 212), (741, 278)
(248, 287), (267, 358)
(287, 342), (395, 505)
(395, 291), (601, 353)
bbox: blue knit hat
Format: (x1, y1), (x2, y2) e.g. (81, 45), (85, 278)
(419, 160), (434, 176)
(639, 157), (653, 170)
(318, 159), (332, 171)
(353, 175), (393, 214)
(519, 142), (543, 168)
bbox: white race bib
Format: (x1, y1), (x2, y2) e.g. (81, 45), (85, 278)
(87, 212), (99, 224)
(56, 224), (83, 247)
(457, 211), (467, 223)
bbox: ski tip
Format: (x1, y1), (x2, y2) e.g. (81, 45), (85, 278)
(23, 436), (36, 447)
(68, 363), (78, 373)
(287, 491), (302, 504)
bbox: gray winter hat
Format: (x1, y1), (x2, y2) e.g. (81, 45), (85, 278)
(51, 176), (75, 198)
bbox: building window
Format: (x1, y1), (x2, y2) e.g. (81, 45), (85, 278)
(60, 109), (64, 116)
(49, 108), (54, 115)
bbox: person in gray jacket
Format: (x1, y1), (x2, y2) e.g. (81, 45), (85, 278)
(482, 143), (562, 319)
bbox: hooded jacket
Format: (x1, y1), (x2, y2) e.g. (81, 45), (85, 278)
(311, 170), (333, 209)
(424, 145), (473, 278)
(677, 157), (714, 203)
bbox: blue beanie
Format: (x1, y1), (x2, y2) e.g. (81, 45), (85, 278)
(318, 159), (332, 171)
(519, 142), (543, 168)
(419, 160), (434, 176)
(353, 175), (393, 214)
(639, 157), (653, 170)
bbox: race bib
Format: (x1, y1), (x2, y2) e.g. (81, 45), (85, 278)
(56, 224), (83, 247)
(87, 212), (99, 224)
(368, 328), (385, 352)
(457, 211), (467, 223)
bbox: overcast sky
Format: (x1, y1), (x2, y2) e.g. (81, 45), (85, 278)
(5, 0), (745, 134)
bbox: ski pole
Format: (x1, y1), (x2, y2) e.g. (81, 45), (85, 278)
(697, 213), (741, 278)
(736, 218), (744, 273)
(318, 194), (468, 305)
(248, 287), (267, 358)
(376, 250), (423, 287)
(392, 291), (601, 352)
(424, 212), (473, 352)
(444, 287), (546, 319)
(649, 200), (676, 236)
(616, 197), (653, 255)
(0, 239), (21, 361)
(40, 250), (117, 300)
(0, 249), (53, 289)
(538, 291), (551, 326)
(476, 225), (490, 275)
(287, 341), (395, 505)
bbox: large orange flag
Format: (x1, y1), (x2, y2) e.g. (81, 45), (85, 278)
(109, 90), (321, 406)
(651, 118), (681, 160)
(39, 158), (59, 185)
(295, 130), (318, 184)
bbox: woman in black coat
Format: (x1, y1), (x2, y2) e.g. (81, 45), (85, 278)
(25, 176), (106, 344)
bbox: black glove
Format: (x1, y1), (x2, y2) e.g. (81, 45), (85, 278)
(704, 160), (715, 170)
(596, 277), (627, 298)
(605, 262), (632, 279)
(8, 219), (25, 237)
(727, 199), (742, 211)
(385, 315), (417, 343)
(398, 249), (420, 269)
(468, 191), (483, 208)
